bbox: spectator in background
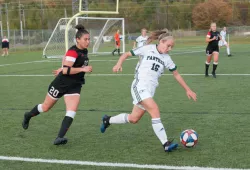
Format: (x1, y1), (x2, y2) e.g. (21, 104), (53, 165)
(112, 30), (121, 56)
(2, 36), (9, 57)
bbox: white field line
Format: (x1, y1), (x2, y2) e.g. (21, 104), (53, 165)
(0, 60), (50, 67)
(0, 156), (248, 170)
(1, 74), (250, 77)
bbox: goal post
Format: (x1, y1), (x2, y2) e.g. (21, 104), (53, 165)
(43, 0), (122, 58)
(43, 17), (125, 58)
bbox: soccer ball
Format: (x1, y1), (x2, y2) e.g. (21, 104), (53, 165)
(180, 129), (198, 148)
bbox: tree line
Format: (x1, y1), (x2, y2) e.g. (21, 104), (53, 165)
(0, 0), (249, 32)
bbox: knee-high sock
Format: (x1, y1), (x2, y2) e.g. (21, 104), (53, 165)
(205, 62), (210, 75)
(109, 113), (129, 124)
(227, 47), (230, 55)
(152, 118), (168, 145)
(212, 62), (218, 73)
(26, 104), (44, 118)
(58, 111), (76, 138)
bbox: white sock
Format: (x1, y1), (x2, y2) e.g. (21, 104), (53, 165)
(37, 104), (44, 113)
(227, 47), (230, 55)
(152, 118), (168, 145)
(109, 113), (129, 124)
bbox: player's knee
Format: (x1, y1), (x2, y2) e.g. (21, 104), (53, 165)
(41, 104), (51, 112)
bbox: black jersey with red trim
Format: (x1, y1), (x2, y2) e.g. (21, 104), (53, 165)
(58, 45), (89, 84)
(206, 31), (220, 47)
(207, 31), (220, 47)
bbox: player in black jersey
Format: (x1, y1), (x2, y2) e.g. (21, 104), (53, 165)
(22, 24), (92, 145)
(205, 22), (222, 78)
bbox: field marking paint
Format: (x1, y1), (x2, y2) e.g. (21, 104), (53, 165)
(0, 156), (248, 170)
(1, 74), (250, 77)
(0, 60), (50, 67)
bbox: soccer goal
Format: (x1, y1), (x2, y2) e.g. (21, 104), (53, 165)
(43, 0), (124, 59)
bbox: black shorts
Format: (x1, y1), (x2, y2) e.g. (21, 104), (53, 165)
(47, 76), (82, 100)
(2, 43), (9, 49)
(206, 46), (219, 55)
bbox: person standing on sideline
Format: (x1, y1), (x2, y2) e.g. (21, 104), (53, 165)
(2, 36), (9, 57)
(112, 30), (121, 56)
(133, 28), (148, 49)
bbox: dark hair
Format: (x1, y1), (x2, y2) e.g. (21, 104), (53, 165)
(147, 29), (172, 44)
(75, 24), (89, 39)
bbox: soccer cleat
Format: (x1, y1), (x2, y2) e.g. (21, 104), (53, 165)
(22, 112), (31, 130)
(212, 72), (216, 78)
(112, 52), (114, 56)
(205, 74), (209, 77)
(163, 140), (178, 152)
(100, 115), (111, 133)
(53, 137), (68, 145)
(228, 54), (232, 57)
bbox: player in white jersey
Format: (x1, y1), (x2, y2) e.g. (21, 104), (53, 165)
(219, 27), (232, 57)
(133, 28), (148, 49)
(100, 29), (197, 152)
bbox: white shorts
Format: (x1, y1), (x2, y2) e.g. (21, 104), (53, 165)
(219, 40), (228, 47)
(131, 79), (157, 110)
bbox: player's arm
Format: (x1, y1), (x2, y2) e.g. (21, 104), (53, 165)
(113, 46), (144, 73)
(172, 70), (197, 101)
(62, 50), (92, 75)
(206, 32), (216, 42)
(113, 52), (133, 73)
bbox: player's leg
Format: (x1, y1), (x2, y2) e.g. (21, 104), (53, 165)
(225, 42), (231, 56)
(22, 94), (58, 130)
(112, 42), (118, 55)
(6, 47), (9, 56)
(205, 49), (212, 77)
(117, 42), (121, 55)
(54, 93), (80, 145)
(212, 51), (219, 78)
(2, 48), (5, 56)
(140, 98), (178, 152)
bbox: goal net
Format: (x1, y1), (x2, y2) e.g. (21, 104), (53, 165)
(43, 17), (125, 58)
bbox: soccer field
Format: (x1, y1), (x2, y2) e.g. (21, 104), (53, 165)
(0, 41), (250, 170)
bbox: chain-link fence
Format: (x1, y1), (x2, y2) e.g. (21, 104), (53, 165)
(2, 26), (250, 53)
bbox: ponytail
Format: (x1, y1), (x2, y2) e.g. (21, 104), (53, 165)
(147, 28), (172, 44)
(75, 24), (89, 39)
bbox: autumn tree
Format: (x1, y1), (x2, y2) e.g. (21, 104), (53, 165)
(192, 0), (232, 29)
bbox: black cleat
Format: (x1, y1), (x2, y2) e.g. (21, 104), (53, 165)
(53, 137), (68, 145)
(228, 54), (232, 57)
(212, 72), (216, 78)
(205, 74), (209, 77)
(112, 52), (114, 56)
(100, 115), (111, 133)
(22, 112), (31, 130)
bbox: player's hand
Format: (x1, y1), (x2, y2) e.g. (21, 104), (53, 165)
(82, 66), (92, 73)
(113, 64), (122, 73)
(186, 90), (197, 101)
(53, 68), (63, 76)
(212, 37), (217, 40)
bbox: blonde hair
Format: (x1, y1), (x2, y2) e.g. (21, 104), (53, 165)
(147, 29), (173, 44)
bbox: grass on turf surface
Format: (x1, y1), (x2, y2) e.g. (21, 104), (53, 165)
(0, 38), (250, 170)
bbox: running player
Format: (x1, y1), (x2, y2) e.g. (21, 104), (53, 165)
(112, 30), (121, 56)
(205, 23), (222, 78)
(133, 28), (148, 49)
(22, 24), (92, 145)
(219, 27), (232, 57)
(100, 29), (197, 152)
(2, 36), (9, 56)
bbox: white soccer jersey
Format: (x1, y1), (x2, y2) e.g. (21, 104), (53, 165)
(136, 35), (148, 48)
(220, 30), (226, 40)
(130, 44), (177, 86)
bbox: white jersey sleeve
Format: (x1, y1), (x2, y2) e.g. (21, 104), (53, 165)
(165, 55), (177, 72)
(130, 45), (147, 57)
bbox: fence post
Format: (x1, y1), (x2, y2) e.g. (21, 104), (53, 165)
(28, 30), (30, 51)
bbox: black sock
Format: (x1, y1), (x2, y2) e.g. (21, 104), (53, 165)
(118, 49), (120, 55)
(26, 105), (40, 119)
(205, 64), (210, 75)
(112, 49), (117, 53)
(58, 116), (73, 138)
(212, 64), (218, 73)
